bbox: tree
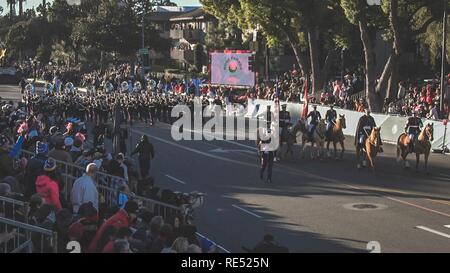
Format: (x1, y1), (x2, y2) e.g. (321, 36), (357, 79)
(202, 0), (353, 95)
(205, 20), (244, 50)
(18, 0), (24, 16)
(202, 0), (309, 77)
(194, 43), (206, 72)
(7, 0), (16, 20)
(36, 42), (51, 62)
(341, 0), (390, 112)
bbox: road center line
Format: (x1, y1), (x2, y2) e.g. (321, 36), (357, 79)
(427, 199), (450, 206)
(195, 232), (231, 253)
(387, 197), (450, 218)
(165, 175), (187, 185)
(416, 226), (450, 239)
(232, 205), (263, 219)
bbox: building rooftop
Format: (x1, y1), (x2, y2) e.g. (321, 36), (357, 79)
(169, 8), (212, 22)
(153, 6), (198, 13)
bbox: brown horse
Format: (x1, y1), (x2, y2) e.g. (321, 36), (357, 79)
(356, 127), (381, 172)
(298, 119), (327, 159)
(326, 114), (346, 160)
(396, 123), (434, 173)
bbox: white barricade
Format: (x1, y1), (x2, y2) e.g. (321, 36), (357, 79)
(248, 99), (449, 150)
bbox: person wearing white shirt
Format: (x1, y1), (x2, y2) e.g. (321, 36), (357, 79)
(71, 163), (99, 214)
(397, 82), (406, 100)
(427, 104), (440, 120)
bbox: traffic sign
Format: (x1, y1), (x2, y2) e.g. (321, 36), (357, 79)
(139, 48), (149, 55)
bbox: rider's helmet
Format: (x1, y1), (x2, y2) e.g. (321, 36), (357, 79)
(313, 105), (317, 110)
(281, 104), (287, 110)
(364, 108), (371, 115)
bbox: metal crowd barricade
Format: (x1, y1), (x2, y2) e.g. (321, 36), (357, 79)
(16, 150), (183, 219)
(133, 193), (181, 220)
(0, 216), (57, 253)
(350, 90), (365, 101)
(97, 184), (182, 220)
(0, 196), (30, 223)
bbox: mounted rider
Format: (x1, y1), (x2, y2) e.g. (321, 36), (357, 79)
(279, 104), (292, 140)
(355, 109), (383, 153)
(325, 104), (337, 140)
(307, 105), (322, 141)
(405, 110), (423, 152)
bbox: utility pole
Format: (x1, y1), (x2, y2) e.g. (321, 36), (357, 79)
(265, 40), (269, 81)
(440, 0), (448, 116)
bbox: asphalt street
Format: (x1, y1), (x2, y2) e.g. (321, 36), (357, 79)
(2, 84), (450, 253)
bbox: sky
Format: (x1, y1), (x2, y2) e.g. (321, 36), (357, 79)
(0, 0), (201, 10)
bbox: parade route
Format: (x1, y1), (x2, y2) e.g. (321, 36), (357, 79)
(2, 84), (449, 253)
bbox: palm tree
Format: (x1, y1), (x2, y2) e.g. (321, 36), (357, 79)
(42, 0), (48, 18)
(7, 0), (16, 20)
(18, 0), (25, 17)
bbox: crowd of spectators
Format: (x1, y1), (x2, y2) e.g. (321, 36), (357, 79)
(251, 69), (449, 120)
(0, 91), (216, 253)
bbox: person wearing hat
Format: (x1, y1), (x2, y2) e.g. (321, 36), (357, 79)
(306, 105), (322, 141)
(354, 108), (381, 169)
(49, 137), (73, 164)
(68, 202), (99, 252)
(0, 134), (13, 180)
(35, 158), (62, 210)
(70, 138), (83, 162)
(24, 141), (49, 198)
(87, 200), (139, 253)
(325, 104), (337, 140)
(405, 110), (423, 152)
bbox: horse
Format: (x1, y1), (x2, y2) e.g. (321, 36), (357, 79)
(356, 127), (381, 172)
(396, 123), (434, 173)
(278, 123), (293, 160)
(298, 119), (327, 159)
(326, 114), (346, 160)
(284, 121), (303, 158)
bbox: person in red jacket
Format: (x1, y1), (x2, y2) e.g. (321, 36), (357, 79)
(35, 158), (62, 211)
(87, 201), (139, 253)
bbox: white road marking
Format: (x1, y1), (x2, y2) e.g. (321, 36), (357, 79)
(210, 148), (255, 155)
(131, 128), (450, 220)
(445, 225), (450, 229)
(416, 226), (450, 239)
(232, 205), (263, 219)
(131, 128), (257, 168)
(387, 197), (450, 218)
(195, 232), (231, 253)
(165, 174), (186, 185)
